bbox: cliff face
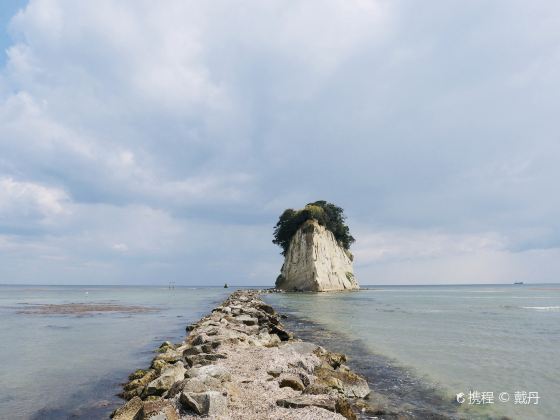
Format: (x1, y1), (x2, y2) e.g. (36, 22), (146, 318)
(276, 219), (359, 292)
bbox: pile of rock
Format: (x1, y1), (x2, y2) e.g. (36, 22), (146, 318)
(113, 290), (370, 419)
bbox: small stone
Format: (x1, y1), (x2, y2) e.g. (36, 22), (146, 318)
(267, 367), (282, 378)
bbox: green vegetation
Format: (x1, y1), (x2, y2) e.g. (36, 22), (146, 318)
(272, 200), (355, 255)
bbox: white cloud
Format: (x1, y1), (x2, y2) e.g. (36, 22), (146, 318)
(1, 0), (560, 284)
(0, 177), (69, 221)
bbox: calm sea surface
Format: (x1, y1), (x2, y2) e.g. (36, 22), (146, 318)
(264, 284), (560, 420)
(0, 285), (230, 419)
(1, 284), (559, 419)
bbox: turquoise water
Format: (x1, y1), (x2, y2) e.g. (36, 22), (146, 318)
(264, 284), (560, 420)
(0, 285), (230, 419)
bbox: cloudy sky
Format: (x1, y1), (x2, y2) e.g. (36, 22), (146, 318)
(1, 0), (559, 286)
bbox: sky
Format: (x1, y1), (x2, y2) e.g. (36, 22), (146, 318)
(0, 0), (559, 286)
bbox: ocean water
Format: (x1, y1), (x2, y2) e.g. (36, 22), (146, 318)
(0, 285), (230, 419)
(2, 284), (559, 419)
(264, 284), (560, 420)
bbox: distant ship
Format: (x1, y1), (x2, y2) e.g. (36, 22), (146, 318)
(513, 281), (524, 285)
(224, 283), (229, 288)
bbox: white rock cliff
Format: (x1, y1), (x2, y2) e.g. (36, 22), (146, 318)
(276, 219), (359, 292)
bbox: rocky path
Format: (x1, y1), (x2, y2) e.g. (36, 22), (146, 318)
(112, 290), (371, 420)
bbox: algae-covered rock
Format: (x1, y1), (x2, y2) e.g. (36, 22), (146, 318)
(336, 398), (357, 420)
(128, 369), (148, 381)
(111, 396), (143, 420)
(314, 363), (370, 398)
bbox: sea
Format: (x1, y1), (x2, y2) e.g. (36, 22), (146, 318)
(1, 284), (559, 419)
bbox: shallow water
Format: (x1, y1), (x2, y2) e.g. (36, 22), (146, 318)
(2, 284), (559, 419)
(0, 285), (229, 419)
(264, 284), (560, 420)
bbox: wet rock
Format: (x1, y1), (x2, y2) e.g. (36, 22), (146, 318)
(256, 302), (275, 315)
(123, 369), (157, 391)
(335, 398), (357, 420)
(315, 363), (370, 398)
(279, 374), (305, 391)
(158, 341), (175, 352)
(151, 360), (168, 373)
(269, 324), (292, 341)
(128, 369), (148, 381)
(322, 351), (347, 369)
(111, 396), (143, 420)
(179, 390), (228, 416)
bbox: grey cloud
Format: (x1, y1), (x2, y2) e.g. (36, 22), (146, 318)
(1, 0), (559, 284)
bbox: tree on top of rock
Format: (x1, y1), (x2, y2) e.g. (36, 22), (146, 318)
(272, 201), (355, 255)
